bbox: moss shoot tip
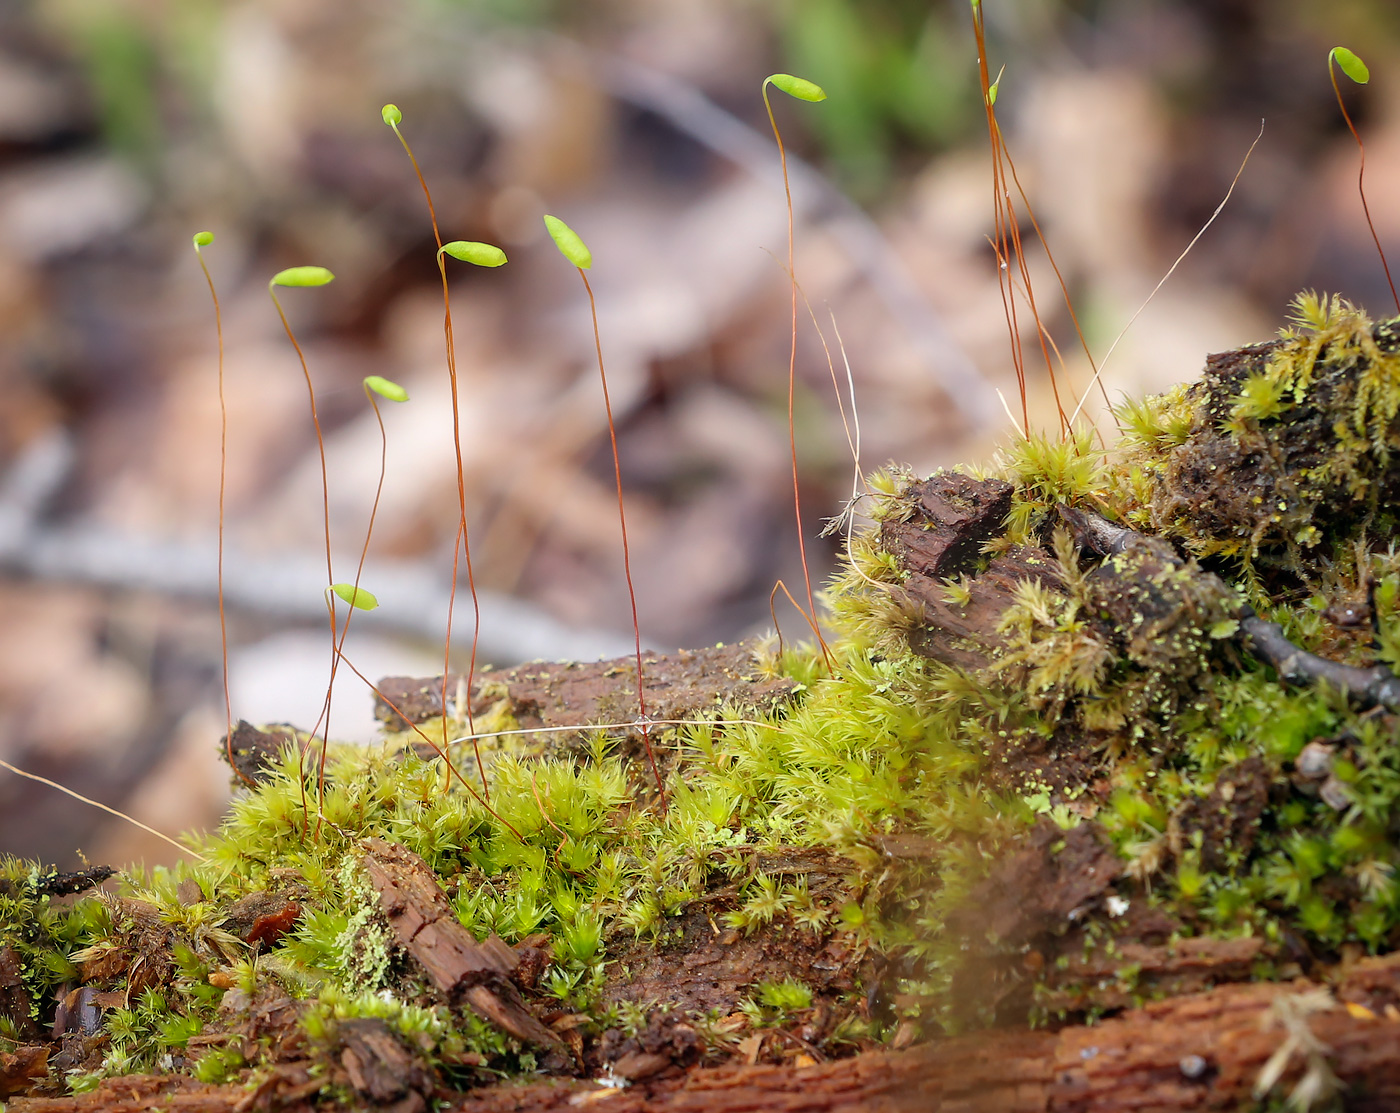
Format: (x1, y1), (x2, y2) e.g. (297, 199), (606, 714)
(765, 73), (827, 103)
(270, 266), (335, 288)
(440, 240), (507, 268)
(543, 215), (592, 270)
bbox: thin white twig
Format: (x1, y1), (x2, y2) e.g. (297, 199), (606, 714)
(1068, 121), (1266, 427)
(0, 758), (207, 862)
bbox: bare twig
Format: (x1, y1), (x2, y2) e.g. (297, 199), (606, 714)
(1060, 504), (1400, 713)
(0, 432), (632, 666)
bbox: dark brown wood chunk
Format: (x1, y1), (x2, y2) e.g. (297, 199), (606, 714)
(360, 839), (563, 1052)
(219, 721), (300, 785)
(879, 473), (1013, 581)
(338, 1017), (431, 1112)
(899, 546), (1063, 671)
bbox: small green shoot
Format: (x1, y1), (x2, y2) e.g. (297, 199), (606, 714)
(542, 215), (592, 269)
(542, 213), (663, 810)
(1328, 46), (1398, 314)
(756, 978), (813, 1012)
(267, 264), (338, 835)
(440, 240), (507, 268)
(329, 584), (379, 612)
(436, 235), (511, 800)
(385, 103), (501, 801)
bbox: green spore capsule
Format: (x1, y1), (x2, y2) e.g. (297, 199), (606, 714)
(364, 376), (408, 403)
(543, 215), (591, 269)
(764, 73), (827, 103)
(192, 230), (214, 248)
(329, 583), (378, 611)
(440, 240), (507, 267)
(381, 103), (403, 126)
(270, 266), (335, 288)
(1331, 47), (1370, 85)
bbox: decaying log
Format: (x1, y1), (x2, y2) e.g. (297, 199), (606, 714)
(885, 481), (1400, 718)
(20, 955), (1400, 1111)
(360, 838), (564, 1053)
(339, 1017), (433, 1113)
(374, 639), (797, 737)
(220, 639), (800, 782)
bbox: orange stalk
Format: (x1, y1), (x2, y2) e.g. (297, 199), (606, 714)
(268, 276), (336, 838)
(1329, 48), (1399, 316)
(762, 79), (833, 667)
(384, 108), (489, 799)
(971, 5), (1070, 437)
(192, 233), (251, 789)
(578, 267), (665, 811)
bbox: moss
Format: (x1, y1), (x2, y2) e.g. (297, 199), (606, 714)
(1108, 292), (1400, 575)
(16, 293), (1400, 1096)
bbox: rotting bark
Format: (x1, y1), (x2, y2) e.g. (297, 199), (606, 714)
(361, 839), (564, 1054)
(14, 955), (1400, 1111)
(23, 327), (1400, 1108)
(374, 638), (797, 736)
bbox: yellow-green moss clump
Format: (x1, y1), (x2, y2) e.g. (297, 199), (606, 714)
(1111, 291), (1400, 570)
(826, 294), (1400, 1023)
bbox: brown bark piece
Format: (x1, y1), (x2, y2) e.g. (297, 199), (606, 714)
(0, 946), (40, 1041)
(339, 1017), (432, 1112)
(1171, 756), (1272, 872)
(602, 902), (861, 1018)
(0, 1046), (48, 1099)
(360, 838), (563, 1052)
(15, 957), (1400, 1110)
(1038, 934), (1268, 1014)
(374, 639), (796, 734)
(218, 721), (300, 785)
(880, 473), (1014, 581)
(951, 820), (1122, 948)
(898, 546), (1063, 671)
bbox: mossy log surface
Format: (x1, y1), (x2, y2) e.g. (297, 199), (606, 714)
(11, 955), (1400, 1111)
(10, 305), (1400, 1110)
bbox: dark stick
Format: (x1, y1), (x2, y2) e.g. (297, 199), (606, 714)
(1059, 504), (1400, 713)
